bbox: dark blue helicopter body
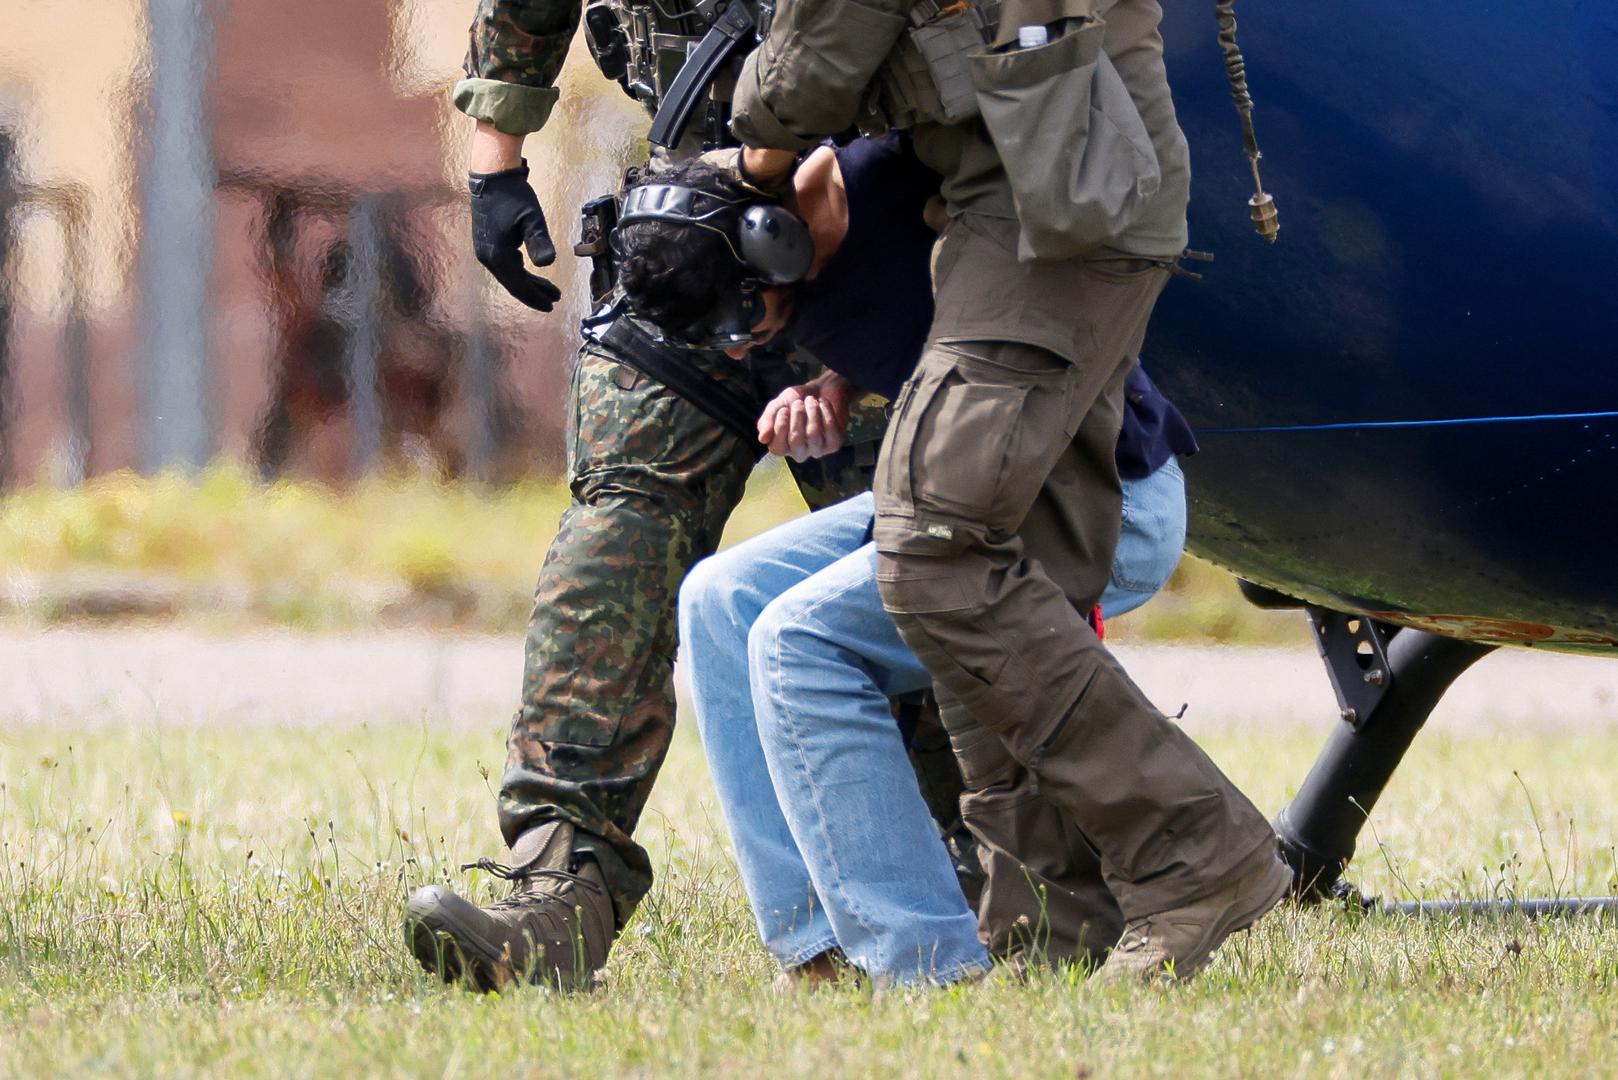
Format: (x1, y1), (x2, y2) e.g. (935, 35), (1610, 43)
(1150, 1), (1618, 650)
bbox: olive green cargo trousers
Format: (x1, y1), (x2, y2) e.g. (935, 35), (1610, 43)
(873, 220), (1278, 935)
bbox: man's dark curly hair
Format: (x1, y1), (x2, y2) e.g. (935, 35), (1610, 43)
(615, 161), (752, 334)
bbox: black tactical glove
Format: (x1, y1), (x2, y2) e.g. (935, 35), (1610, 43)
(468, 161), (563, 312)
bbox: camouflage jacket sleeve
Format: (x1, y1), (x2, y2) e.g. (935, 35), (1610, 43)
(452, 0), (584, 136)
(729, 0), (910, 150)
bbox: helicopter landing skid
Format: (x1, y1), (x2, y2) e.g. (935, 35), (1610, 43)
(1242, 588), (1618, 917)
(1234, 584), (1618, 917)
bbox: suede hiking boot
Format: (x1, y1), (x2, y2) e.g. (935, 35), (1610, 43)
(405, 821), (615, 992)
(1096, 848), (1292, 984)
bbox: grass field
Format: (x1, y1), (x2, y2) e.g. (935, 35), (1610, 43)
(3, 675), (1617, 1078)
(2, 470), (1613, 1076)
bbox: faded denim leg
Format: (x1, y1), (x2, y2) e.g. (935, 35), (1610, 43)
(677, 493), (875, 967)
(750, 542), (991, 986)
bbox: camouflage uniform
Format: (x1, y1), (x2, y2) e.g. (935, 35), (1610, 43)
(503, 342), (876, 924)
(453, 1), (884, 928)
(453, 1), (581, 135)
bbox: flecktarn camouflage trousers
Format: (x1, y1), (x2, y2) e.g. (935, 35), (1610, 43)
(496, 343), (880, 926)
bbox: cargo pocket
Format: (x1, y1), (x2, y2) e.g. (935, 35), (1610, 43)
(877, 344), (1072, 553)
(912, 374), (1029, 521)
(874, 362), (946, 522)
(539, 706), (626, 749)
(968, 12), (1161, 261)
(921, 346), (1076, 535)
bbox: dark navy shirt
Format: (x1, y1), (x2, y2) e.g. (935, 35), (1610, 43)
(786, 133), (1195, 479)
(1115, 366), (1199, 480)
(789, 134), (940, 403)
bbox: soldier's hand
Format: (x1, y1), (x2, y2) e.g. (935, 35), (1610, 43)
(740, 147), (798, 195)
(697, 148), (795, 201)
(468, 161), (563, 312)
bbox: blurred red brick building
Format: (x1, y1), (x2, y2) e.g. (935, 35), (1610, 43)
(0, 0), (626, 487)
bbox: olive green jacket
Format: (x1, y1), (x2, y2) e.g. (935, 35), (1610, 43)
(730, 0), (1191, 258)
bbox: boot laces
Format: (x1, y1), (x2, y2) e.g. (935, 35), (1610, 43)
(1114, 915), (1154, 953)
(460, 856), (606, 901)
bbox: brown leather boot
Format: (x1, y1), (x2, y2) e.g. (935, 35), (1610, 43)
(1095, 846), (1291, 984)
(405, 821), (616, 992)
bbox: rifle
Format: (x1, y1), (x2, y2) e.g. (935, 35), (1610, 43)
(647, 1), (758, 150)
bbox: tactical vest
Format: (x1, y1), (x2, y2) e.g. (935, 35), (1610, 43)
(582, 0), (999, 150)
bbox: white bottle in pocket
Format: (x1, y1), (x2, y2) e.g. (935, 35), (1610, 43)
(1017, 24), (1049, 49)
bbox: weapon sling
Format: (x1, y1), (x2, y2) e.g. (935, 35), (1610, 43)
(596, 314), (765, 444)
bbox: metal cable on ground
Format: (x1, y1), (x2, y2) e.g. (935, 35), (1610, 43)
(1215, 0), (1279, 242)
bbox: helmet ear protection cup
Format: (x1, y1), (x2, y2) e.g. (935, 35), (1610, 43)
(739, 204), (813, 285)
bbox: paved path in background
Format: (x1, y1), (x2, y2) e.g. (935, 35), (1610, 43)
(0, 628), (1611, 735)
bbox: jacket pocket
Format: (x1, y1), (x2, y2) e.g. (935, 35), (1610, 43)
(968, 15), (1161, 261)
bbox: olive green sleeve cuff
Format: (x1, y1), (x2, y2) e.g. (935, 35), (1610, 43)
(729, 56), (822, 153)
(452, 78), (561, 136)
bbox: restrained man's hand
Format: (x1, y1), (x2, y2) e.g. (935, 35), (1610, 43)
(468, 160), (563, 312)
(757, 373), (854, 462)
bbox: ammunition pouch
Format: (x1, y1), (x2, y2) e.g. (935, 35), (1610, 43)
(861, 0), (1001, 134)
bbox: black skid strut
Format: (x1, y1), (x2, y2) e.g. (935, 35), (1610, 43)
(1240, 582), (1618, 919)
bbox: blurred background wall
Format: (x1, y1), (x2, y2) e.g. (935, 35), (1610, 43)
(0, 0), (648, 487)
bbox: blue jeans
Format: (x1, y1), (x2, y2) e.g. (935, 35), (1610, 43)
(1102, 457), (1187, 619)
(678, 464), (1185, 984)
(680, 493), (987, 985)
